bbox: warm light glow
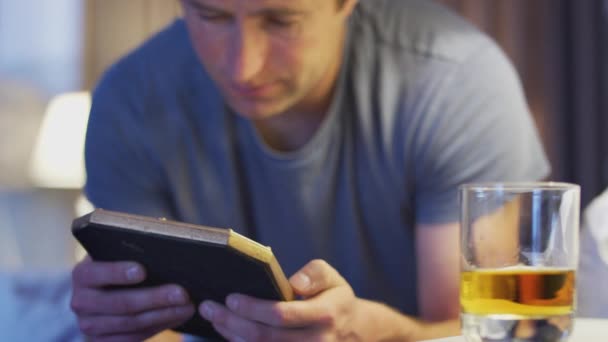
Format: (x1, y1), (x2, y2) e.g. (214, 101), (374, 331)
(29, 91), (91, 188)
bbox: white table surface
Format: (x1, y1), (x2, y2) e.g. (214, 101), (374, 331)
(425, 318), (608, 342)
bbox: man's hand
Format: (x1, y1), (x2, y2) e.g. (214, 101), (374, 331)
(70, 256), (195, 341)
(199, 259), (366, 341)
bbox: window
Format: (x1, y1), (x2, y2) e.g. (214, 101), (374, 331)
(0, 0), (84, 94)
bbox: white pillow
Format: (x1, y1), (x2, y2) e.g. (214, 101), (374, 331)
(585, 189), (608, 263)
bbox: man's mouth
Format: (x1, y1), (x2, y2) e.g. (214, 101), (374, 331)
(229, 82), (279, 99)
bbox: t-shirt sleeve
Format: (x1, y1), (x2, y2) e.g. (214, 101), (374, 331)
(83, 62), (175, 218)
(412, 41), (551, 225)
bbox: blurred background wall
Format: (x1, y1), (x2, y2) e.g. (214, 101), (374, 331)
(0, 0), (606, 270)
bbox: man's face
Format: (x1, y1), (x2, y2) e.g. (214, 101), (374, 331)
(181, 0), (351, 119)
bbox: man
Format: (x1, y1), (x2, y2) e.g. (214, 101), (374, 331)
(71, 0), (549, 340)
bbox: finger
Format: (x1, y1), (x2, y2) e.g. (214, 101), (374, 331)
(225, 293), (336, 328)
(73, 258), (146, 288)
(89, 332), (156, 342)
(71, 284), (190, 315)
(87, 326), (168, 342)
(213, 322), (311, 342)
(204, 301), (313, 341)
(201, 301), (288, 341)
(289, 259), (348, 297)
(212, 323), (242, 342)
(79, 304), (194, 336)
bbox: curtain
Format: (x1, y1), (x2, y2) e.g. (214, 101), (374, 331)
(549, 0), (607, 206)
(441, 0), (607, 207)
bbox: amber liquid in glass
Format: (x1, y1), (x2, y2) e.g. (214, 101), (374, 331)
(460, 267), (575, 342)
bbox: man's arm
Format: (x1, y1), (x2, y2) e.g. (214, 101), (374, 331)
(344, 222), (461, 341)
(346, 299), (460, 341)
(414, 222), (461, 338)
(416, 222), (460, 323)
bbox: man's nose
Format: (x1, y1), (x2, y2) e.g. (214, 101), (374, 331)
(227, 24), (267, 84)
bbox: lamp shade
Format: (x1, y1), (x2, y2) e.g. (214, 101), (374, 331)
(28, 91), (91, 189)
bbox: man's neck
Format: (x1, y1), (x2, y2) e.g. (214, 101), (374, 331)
(253, 34), (346, 153)
(253, 107), (329, 152)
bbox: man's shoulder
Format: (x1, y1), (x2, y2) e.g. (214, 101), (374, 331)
(99, 19), (198, 88)
(354, 0), (491, 63)
(91, 19), (209, 128)
(133, 19), (193, 61)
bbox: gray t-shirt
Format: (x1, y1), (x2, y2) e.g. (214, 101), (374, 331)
(85, 0), (549, 318)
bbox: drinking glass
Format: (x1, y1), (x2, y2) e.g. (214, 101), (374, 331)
(460, 182), (580, 341)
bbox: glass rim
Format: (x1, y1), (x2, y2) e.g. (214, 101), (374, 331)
(459, 181), (580, 192)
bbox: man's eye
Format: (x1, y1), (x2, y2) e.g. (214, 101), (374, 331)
(266, 17), (297, 28)
(197, 12), (232, 23)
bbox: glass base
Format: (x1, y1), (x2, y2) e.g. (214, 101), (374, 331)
(461, 313), (573, 342)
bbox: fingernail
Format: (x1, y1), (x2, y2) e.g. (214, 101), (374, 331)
(201, 302), (214, 320)
(125, 265), (142, 281)
(291, 273), (311, 290)
(168, 288), (187, 305)
(227, 295), (239, 311)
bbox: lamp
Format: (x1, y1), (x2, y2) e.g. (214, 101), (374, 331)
(27, 91), (93, 264)
(28, 91), (91, 189)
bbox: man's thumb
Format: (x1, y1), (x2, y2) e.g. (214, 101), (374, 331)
(289, 259), (348, 297)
